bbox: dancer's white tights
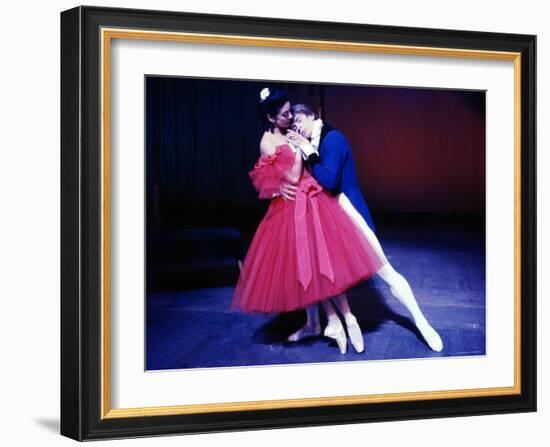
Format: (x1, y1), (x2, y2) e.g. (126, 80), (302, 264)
(338, 193), (443, 352)
(320, 299), (347, 354)
(309, 295), (357, 331)
(330, 294), (353, 319)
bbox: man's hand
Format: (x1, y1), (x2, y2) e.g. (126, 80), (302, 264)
(286, 130), (317, 158)
(279, 181), (297, 201)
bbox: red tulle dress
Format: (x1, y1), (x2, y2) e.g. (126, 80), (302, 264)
(231, 143), (384, 314)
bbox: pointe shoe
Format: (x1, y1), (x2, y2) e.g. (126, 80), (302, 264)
(345, 316), (364, 354)
(287, 323), (321, 342)
(324, 321), (347, 354)
(417, 321), (444, 352)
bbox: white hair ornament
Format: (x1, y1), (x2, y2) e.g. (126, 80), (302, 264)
(259, 87), (270, 102)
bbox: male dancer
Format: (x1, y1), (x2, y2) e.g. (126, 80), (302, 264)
(285, 104), (443, 353)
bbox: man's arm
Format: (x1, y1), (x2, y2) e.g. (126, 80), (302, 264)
(309, 131), (348, 191)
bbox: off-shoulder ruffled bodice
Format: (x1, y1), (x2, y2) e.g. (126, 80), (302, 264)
(248, 144), (298, 199)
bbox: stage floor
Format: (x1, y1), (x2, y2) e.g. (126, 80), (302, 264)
(146, 221), (486, 370)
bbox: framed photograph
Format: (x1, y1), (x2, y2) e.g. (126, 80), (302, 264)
(60, 5), (536, 441)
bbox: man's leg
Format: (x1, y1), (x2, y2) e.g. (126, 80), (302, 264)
(376, 265), (443, 351)
(338, 193), (443, 352)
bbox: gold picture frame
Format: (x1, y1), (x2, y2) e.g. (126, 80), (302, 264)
(61, 5), (536, 441)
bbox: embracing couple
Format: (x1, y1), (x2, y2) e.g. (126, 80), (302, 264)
(231, 87), (443, 355)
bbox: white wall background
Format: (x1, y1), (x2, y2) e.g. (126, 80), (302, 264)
(0, 0), (546, 445)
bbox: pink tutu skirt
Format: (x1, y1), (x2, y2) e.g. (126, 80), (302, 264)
(231, 170), (384, 314)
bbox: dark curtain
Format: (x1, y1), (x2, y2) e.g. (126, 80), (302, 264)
(324, 86), (485, 215)
(146, 77), (485, 234)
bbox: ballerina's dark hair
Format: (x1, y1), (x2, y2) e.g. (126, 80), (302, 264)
(258, 88), (289, 132)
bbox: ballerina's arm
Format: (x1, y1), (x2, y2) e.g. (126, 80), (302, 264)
(249, 142), (297, 200)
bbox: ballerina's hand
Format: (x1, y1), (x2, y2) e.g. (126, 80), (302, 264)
(286, 130), (309, 144)
(286, 130), (316, 157)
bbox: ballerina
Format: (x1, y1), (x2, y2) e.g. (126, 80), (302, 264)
(231, 88), (384, 354)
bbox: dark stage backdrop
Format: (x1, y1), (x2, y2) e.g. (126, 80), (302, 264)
(146, 77), (485, 232)
(324, 86), (485, 215)
(145, 77), (485, 291)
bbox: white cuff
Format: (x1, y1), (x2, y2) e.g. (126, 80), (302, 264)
(299, 141), (318, 158)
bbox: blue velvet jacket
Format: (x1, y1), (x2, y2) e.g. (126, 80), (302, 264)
(309, 123), (376, 234)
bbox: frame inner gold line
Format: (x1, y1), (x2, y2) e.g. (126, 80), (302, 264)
(102, 27), (519, 60)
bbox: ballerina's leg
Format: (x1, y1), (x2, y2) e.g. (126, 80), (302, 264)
(331, 294), (364, 353)
(287, 305), (321, 342)
(320, 300), (347, 354)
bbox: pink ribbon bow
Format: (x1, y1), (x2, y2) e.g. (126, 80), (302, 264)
(294, 173), (335, 290)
